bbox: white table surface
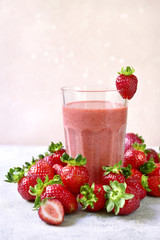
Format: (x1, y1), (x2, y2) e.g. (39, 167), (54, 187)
(0, 145), (160, 240)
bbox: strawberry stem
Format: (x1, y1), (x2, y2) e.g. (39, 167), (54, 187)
(103, 181), (134, 215)
(77, 183), (98, 210)
(118, 66), (135, 76)
(102, 160), (123, 175)
(139, 158), (157, 174)
(60, 153), (87, 166)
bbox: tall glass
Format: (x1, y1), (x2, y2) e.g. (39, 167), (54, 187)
(61, 86), (128, 184)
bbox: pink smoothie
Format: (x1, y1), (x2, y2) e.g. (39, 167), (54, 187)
(63, 101), (128, 184)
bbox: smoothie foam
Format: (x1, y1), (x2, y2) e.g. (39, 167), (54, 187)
(63, 100), (128, 184)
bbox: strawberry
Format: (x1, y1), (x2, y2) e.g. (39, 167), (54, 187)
(39, 142), (66, 167)
(147, 163), (160, 176)
(147, 176), (160, 197)
(104, 181), (140, 215)
(125, 177), (147, 200)
(53, 164), (64, 175)
(60, 153), (89, 194)
(17, 175), (45, 201)
(116, 66), (138, 100)
(139, 158), (158, 175)
(5, 163), (45, 201)
(27, 159), (54, 180)
(102, 161), (125, 185)
(38, 199), (64, 225)
(30, 175), (78, 214)
(146, 148), (160, 163)
(78, 183), (106, 212)
(123, 143), (148, 169)
(122, 164), (143, 182)
(125, 133), (144, 153)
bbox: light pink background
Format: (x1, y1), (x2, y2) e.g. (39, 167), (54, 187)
(0, 0), (160, 146)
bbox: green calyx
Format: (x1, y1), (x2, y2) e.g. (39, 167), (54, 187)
(4, 157), (37, 183)
(136, 134), (144, 143)
(29, 174), (63, 209)
(103, 181), (134, 215)
(29, 174), (62, 197)
(141, 175), (151, 192)
(132, 143), (149, 154)
(139, 158), (157, 174)
(102, 161), (123, 175)
(121, 164), (132, 178)
(4, 167), (25, 183)
(77, 183), (98, 210)
(118, 66), (135, 76)
(60, 153), (87, 166)
(38, 141), (64, 159)
(48, 141), (63, 153)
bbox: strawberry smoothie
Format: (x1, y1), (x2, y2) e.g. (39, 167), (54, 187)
(63, 100), (128, 184)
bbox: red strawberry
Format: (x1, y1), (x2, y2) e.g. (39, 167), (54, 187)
(116, 66), (138, 100)
(30, 175), (78, 214)
(104, 181), (140, 215)
(125, 177), (146, 200)
(147, 163), (160, 176)
(39, 142), (66, 167)
(5, 165), (44, 201)
(53, 164), (64, 175)
(102, 161), (125, 185)
(18, 175), (45, 201)
(125, 168), (143, 183)
(38, 199), (64, 225)
(123, 143), (148, 169)
(146, 148), (159, 163)
(27, 160), (54, 180)
(125, 133), (144, 153)
(147, 176), (160, 197)
(139, 158), (158, 176)
(116, 186), (140, 215)
(78, 183), (106, 212)
(60, 153), (89, 194)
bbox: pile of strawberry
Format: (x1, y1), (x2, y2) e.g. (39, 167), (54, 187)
(5, 136), (160, 226)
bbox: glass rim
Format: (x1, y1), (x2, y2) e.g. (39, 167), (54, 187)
(61, 85), (121, 93)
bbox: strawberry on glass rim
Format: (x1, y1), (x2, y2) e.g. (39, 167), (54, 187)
(116, 66), (138, 100)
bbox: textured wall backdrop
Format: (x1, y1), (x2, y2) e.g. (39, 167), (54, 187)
(0, 0), (160, 146)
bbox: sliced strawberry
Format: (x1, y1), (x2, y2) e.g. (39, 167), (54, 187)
(38, 199), (64, 225)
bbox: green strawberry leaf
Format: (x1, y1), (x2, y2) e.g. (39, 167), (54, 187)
(48, 141), (63, 153)
(77, 183), (98, 210)
(136, 134), (144, 143)
(60, 153), (87, 166)
(121, 164), (132, 178)
(102, 160), (123, 175)
(29, 174), (63, 197)
(139, 158), (157, 174)
(141, 175), (151, 192)
(118, 66), (135, 76)
(104, 180), (134, 215)
(4, 167), (25, 183)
